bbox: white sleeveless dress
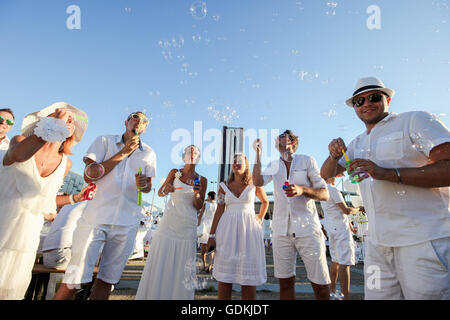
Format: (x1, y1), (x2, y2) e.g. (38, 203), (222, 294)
(198, 201), (217, 244)
(136, 176), (199, 300)
(212, 182), (267, 286)
(0, 154), (67, 299)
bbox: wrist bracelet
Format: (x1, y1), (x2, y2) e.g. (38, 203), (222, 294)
(69, 194), (76, 205)
(394, 168), (402, 184)
(209, 234), (215, 239)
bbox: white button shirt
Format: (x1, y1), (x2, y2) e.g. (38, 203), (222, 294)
(339, 112), (450, 247)
(262, 154), (327, 237)
(320, 185), (349, 232)
(81, 135), (157, 226)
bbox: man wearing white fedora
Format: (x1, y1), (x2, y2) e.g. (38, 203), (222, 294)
(321, 77), (450, 299)
(54, 111), (156, 300)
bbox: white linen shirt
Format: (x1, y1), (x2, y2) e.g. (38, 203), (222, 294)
(262, 154), (327, 237)
(320, 185), (349, 232)
(339, 112), (450, 247)
(81, 135), (157, 226)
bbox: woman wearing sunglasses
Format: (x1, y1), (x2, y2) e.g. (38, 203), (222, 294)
(0, 102), (89, 300)
(0, 108), (15, 153)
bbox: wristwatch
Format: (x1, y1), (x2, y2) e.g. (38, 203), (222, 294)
(208, 234), (215, 239)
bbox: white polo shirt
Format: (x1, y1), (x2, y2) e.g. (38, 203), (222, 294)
(339, 112), (450, 247)
(320, 185), (349, 232)
(81, 135), (157, 226)
(262, 154), (328, 237)
(42, 202), (87, 252)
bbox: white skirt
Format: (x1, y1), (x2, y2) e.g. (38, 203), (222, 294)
(213, 208), (267, 286)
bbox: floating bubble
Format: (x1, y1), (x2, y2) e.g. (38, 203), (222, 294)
(323, 109), (337, 118)
(327, 1), (338, 8)
(374, 64), (384, 71)
(212, 15), (220, 21)
(192, 34), (202, 42)
(291, 49), (300, 55)
(207, 102), (240, 124)
(396, 190), (406, 196)
(189, 1), (207, 20)
(124, 7), (131, 13)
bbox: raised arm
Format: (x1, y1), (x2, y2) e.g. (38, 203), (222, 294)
(252, 139), (265, 187)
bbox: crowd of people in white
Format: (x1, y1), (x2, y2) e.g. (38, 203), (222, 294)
(0, 77), (448, 301)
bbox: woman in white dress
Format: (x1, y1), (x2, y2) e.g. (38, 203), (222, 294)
(136, 145), (207, 300)
(0, 103), (89, 299)
(207, 153), (269, 300)
(197, 191), (217, 273)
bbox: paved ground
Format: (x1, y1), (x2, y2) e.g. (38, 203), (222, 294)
(110, 247), (365, 300)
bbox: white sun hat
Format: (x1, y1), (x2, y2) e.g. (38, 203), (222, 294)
(21, 102), (88, 145)
(346, 77), (395, 107)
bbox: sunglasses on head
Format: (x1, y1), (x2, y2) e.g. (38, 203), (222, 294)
(0, 115), (14, 126)
(127, 113), (149, 123)
(352, 92), (386, 108)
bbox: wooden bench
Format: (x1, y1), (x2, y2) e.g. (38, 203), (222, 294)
(32, 264), (99, 274)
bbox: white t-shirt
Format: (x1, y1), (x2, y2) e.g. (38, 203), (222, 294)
(261, 154), (327, 237)
(81, 135), (157, 226)
(320, 185), (349, 232)
(0, 136), (9, 151)
(42, 202), (87, 251)
(339, 112), (450, 247)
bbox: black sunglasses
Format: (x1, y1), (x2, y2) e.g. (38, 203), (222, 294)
(0, 115), (14, 126)
(127, 113), (149, 123)
(352, 92), (385, 108)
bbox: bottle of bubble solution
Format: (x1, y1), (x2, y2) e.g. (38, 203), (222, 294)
(282, 181), (289, 190)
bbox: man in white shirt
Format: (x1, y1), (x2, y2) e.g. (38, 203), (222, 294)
(321, 77), (450, 300)
(54, 112), (157, 300)
(321, 177), (363, 300)
(253, 130), (331, 300)
(0, 108), (15, 153)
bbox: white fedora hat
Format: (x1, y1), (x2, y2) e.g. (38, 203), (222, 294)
(346, 77), (395, 107)
(21, 102), (88, 145)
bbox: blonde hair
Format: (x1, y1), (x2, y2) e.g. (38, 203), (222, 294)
(227, 153), (252, 186)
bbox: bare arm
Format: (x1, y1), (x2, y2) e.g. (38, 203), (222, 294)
(3, 135), (46, 166)
(348, 142), (450, 188)
(193, 176), (207, 210)
(252, 140), (265, 187)
(84, 135), (140, 183)
(336, 202), (361, 215)
(158, 169), (177, 197)
(285, 184), (330, 201)
(320, 137), (347, 180)
(208, 187), (226, 236)
(255, 186), (269, 220)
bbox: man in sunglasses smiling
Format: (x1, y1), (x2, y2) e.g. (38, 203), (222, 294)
(0, 108), (15, 152)
(321, 77), (450, 300)
(54, 111), (156, 300)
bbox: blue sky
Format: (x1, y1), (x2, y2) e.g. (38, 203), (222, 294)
(1, 0), (449, 209)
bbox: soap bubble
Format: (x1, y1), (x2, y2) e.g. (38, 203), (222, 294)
(190, 1), (207, 20)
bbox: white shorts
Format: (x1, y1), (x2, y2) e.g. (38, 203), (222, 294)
(63, 218), (138, 285)
(273, 231), (330, 285)
(43, 247), (72, 270)
(328, 227), (355, 266)
(364, 237), (449, 300)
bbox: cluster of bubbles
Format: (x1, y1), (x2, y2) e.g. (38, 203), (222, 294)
(373, 64), (384, 71)
(207, 102), (240, 124)
(158, 36), (185, 64)
(323, 108), (337, 118)
(292, 69), (320, 81)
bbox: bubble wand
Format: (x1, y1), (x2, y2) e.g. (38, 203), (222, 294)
(342, 149), (369, 183)
(137, 168), (142, 206)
